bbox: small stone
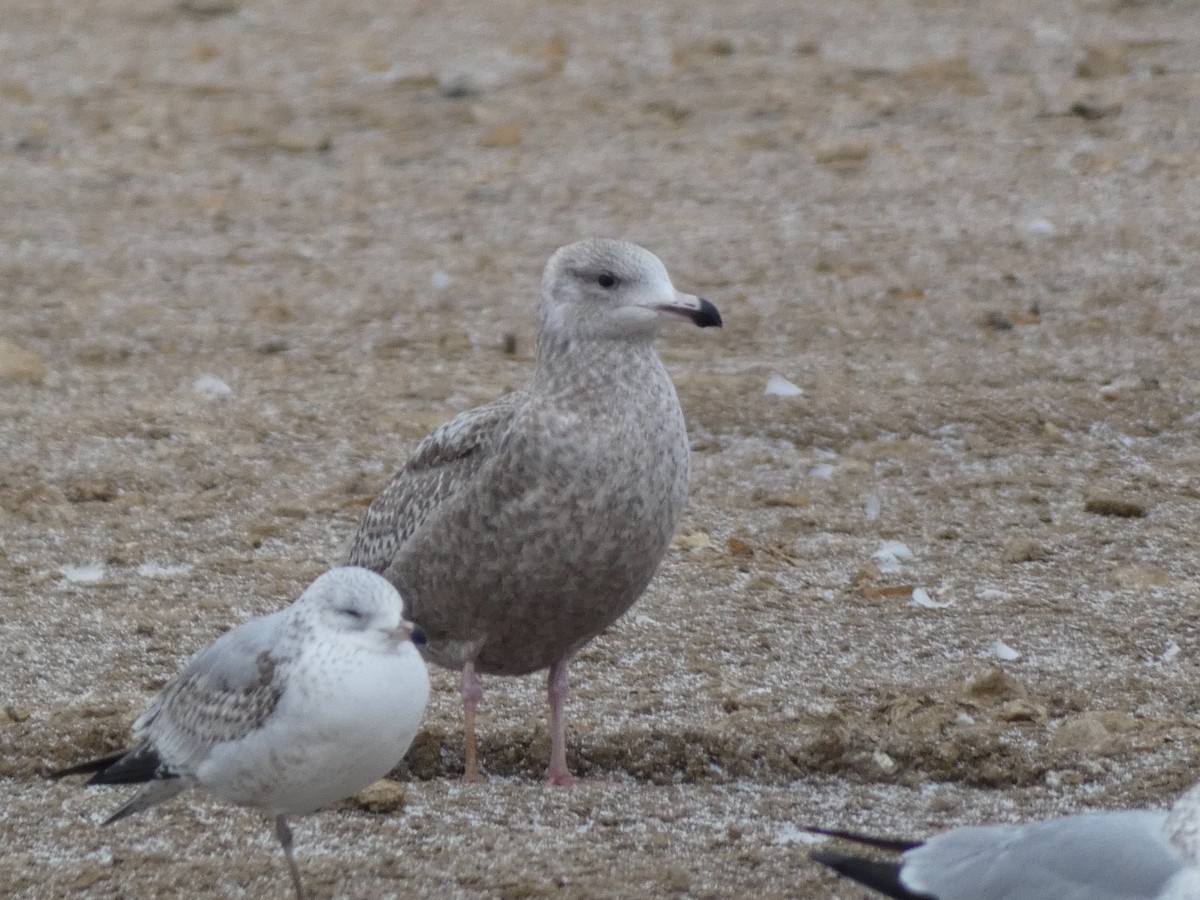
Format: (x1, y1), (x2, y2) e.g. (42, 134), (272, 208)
(725, 537), (754, 557)
(982, 310), (1013, 331)
(1084, 494), (1147, 518)
(871, 750), (898, 775)
(812, 138), (871, 164)
(996, 699), (1047, 722)
(501, 333), (519, 355)
(346, 779), (408, 814)
(255, 338), (289, 355)
(1069, 93), (1122, 120)
(673, 529), (714, 551)
(1048, 711), (1133, 756)
(274, 129), (332, 153)
(187, 41), (220, 63)
(1001, 535), (1048, 564)
(65, 482), (117, 503)
(5, 705), (33, 722)
(1112, 564), (1171, 589)
(966, 668), (1028, 702)
(1076, 41), (1130, 79)
(759, 494), (811, 508)
(180, 0), (239, 14)
(902, 55), (985, 96)
(479, 121), (523, 149)
(0, 340), (45, 383)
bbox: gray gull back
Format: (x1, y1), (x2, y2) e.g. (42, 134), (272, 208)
(805, 780), (1200, 899)
(343, 238), (721, 784)
(53, 566), (430, 900)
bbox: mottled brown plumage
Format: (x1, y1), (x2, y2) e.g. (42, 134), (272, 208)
(344, 239), (720, 783)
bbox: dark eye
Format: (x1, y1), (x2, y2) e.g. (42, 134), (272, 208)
(597, 272), (617, 289)
(340, 607), (365, 621)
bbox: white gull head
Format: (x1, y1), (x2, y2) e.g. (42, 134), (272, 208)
(537, 238), (721, 343)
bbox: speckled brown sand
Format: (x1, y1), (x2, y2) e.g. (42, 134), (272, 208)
(3, 1), (1200, 897)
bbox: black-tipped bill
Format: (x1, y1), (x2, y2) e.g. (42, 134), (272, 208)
(692, 297), (722, 328)
(659, 294), (722, 328)
(411, 625), (428, 647)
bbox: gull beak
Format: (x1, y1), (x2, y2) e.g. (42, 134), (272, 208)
(656, 290), (722, 328)
(388, 621), (416, 643)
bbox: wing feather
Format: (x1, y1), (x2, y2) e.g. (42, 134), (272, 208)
(343, 392), (521, 572)
(134, 615), (290, 771)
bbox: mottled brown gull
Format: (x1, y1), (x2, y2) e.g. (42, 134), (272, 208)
(344, 238), (721, 784)
(52, 567), (430, 900)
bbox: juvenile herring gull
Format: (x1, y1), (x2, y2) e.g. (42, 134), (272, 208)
(344, 238), (721, 784)
(807, 781), (1200, 899)
(53, 567), (430, 900)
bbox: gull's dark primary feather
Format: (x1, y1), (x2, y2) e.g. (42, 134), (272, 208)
(811, 851), (931, 900)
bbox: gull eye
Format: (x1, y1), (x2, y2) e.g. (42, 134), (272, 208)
(339, 607), (365, 621)
(597, 272), (617, 289)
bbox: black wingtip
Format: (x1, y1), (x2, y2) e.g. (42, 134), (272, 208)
(694, 297), (722, 328)
(811, 851), (931, 899)
(48, 748), (131, 781)
(803, 826), (924, 854)
(66, 745), (169, 786)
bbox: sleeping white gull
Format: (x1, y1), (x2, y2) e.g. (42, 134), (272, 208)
(53, 567), (430, 900)
(343, 238), (721, 784)
(807, 782), (1200, 899)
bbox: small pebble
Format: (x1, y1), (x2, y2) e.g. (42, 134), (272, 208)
(812, 138), (871, 164)
(1084, 494), (1147, 518)
(1001, 535), (1047, 563)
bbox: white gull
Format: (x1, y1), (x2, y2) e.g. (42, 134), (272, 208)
(807, 782), (1200, 899)
(53, 566), (430, 899)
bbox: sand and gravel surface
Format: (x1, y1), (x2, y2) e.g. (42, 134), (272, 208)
(4, 0), (1200, 897)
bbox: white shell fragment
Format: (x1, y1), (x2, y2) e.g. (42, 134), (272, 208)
(872, 541), (914, 573)
(990, 639), (1021, 661)
(764, 374), (804, 398)
(193, 374), (233, 399)
(910, 587), (951, 609)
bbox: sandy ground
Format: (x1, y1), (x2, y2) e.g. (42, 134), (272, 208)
(3, 0), (1200, 896)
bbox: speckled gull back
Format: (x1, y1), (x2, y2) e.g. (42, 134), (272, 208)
(343, 239), (701, 677)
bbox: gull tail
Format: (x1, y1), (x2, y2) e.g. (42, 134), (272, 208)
(49, 748), (131, 780)
(810, 851), (930, 900)
(800, 825), (922, 853)
(78, 744), (172, 786)
(52, 743), (185, 824)
(804, 826), (932, 899)
(102, 780), (187, 825)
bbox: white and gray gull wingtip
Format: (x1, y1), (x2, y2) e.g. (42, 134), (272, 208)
(806, 780), (1200, 899)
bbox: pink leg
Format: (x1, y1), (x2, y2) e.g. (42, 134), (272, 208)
(546, 658), (576, 786)
(461, 661), (485, 782)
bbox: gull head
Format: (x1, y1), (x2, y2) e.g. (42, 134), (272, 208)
(537, 239), (721, 343)
(297, 567), (417, 647)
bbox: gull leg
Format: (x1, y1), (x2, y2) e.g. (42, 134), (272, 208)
(274, 815), (308, 900)
(462, 661), (485, 782)
(546, 658), (576, 786)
